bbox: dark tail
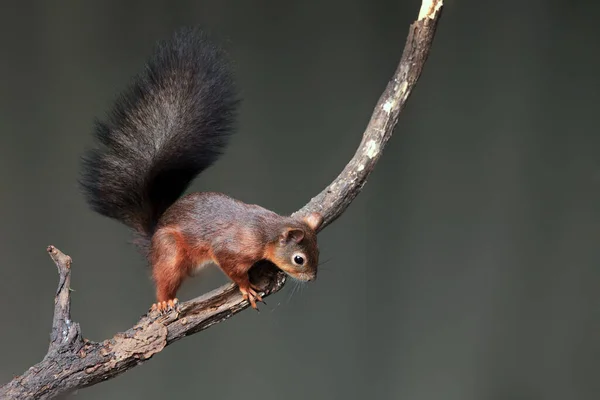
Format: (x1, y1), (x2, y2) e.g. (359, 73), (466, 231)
(80, 27), (239, 245)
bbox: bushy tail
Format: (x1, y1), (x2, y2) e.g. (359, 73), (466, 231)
(80, 27), (239, 241)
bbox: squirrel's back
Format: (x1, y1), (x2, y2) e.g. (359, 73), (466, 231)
(81, 27), (239, 240)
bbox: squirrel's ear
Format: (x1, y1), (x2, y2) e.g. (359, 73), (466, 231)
(303, 212), (323, 231)
(280, 227), (305, 244)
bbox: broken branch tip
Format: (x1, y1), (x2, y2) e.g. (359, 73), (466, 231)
(418, 0), (443, 21)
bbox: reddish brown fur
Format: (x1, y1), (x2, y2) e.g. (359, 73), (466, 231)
(148, 192), (322, 310)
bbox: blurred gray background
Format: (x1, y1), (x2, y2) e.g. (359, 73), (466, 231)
(0, 1), (598, 399)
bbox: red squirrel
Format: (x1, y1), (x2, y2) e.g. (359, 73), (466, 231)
(80, 27), (323, 311)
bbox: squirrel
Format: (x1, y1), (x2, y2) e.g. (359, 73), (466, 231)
(80, 27), (323, 311)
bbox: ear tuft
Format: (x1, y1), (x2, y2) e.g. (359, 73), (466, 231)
(303, 212), (323, 231)
(280, 228), (305, 244)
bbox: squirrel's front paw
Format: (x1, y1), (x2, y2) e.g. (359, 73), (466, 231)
(239, 285), (264, 310)
(150, 298), (179, 314)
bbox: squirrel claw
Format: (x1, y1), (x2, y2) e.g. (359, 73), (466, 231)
(240, 286), (264, 310)
(150, 298), (179, 314)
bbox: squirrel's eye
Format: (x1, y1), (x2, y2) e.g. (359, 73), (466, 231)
(292, 254), (305, 266)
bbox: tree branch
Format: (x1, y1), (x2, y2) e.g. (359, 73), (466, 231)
(0, 1), (443, 398)
(47, 245), (82, 353)
(294, 0), (443, 226)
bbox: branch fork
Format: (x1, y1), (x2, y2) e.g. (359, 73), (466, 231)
(0, 1), (443, 398)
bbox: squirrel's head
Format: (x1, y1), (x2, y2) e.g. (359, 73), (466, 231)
(266, 212), (323, 282)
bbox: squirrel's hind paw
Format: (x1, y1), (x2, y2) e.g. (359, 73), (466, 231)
(150, 298), (179, 314)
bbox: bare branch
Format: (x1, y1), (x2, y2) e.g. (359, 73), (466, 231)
(1, 259), (285, 400)
(294, 0), (443, 227)
(47, 246), (82, 353)
(0, 1), (443, 398)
